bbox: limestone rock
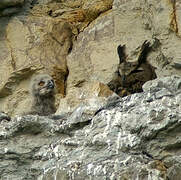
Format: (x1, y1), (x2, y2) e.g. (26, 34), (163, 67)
(0, 0), (24, 9)
(0, 0), (181, 116)
(0, 0), (114, 116)
(0, 111), (10, 121)
(0, 3), (181, 179)
(112, 0), (181, 77)
(0, 76), (181, 179)
(56, 81), (113, 114)
(61, 0), (181, 111)
(0, 0), (24, 16)
(0, 16), (72, 115)
(90, 81), (113, 97)
(31, 0), (113, 32)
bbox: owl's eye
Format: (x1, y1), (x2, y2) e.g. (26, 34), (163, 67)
(39, 81), (45, 86)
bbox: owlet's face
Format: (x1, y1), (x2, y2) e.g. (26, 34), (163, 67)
(30, 74), (55, 97)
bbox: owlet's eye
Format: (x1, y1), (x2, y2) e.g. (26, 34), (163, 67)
(39, 81), (45, 86)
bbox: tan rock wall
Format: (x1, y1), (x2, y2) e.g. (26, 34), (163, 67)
(58, 0), (181, 113)
(0, 0), (113, 116)
(0, 15), (72, 115)
(0, 0), (181, 115)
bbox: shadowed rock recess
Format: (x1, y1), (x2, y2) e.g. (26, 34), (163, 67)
(0, 75), (181, 179)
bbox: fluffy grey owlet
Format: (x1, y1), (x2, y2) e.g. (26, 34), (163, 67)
(25, 74), (56, 116)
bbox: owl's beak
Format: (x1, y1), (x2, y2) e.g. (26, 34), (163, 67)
(47, 80), (54, 89)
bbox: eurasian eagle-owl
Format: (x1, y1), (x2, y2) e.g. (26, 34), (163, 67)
(26, 74), (56, 116)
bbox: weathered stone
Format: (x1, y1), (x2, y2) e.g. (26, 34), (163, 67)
(0, 111), (10, 121)
(57, 0), (181, 112)
(0, 16), (72, 115)
(142, 75), (181, 94)
(31, 0), (113, 28)
(0, 0), (114, 116)
(0, 0), (24, 9)
(0, 76), (181, 179)
(0, 0), (181, 116)
(0, 7), (22, 16)
(90, 81), (113, 97)
(0, 0), (181, 178)
(56, 81), (113, 114)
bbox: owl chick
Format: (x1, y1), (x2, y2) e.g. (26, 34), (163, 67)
(25, 74), (56, 116)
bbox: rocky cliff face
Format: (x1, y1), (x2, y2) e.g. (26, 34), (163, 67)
(0, 0), (181, 179)
(0, 76), (181, 179)
(0, 0), (113, 115)
(0, 0), (181, 115)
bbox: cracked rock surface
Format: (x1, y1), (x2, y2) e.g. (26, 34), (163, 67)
(0, 75), (181, 179)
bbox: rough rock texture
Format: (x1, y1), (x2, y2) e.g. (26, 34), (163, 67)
(0, 17), (72, 115)
(0, 2), (181, 179)
(56, 81), (114, 114)
(1, 0), (181, 116)
(0, 0), (24, 16)
(0, 75), (181, 179)
(59, 0), (181, 112)
(0, 0), (113, 116)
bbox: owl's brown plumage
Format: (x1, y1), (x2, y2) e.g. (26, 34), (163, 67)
(108, 41), (157, 97)
(25, 74), (56, 116)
